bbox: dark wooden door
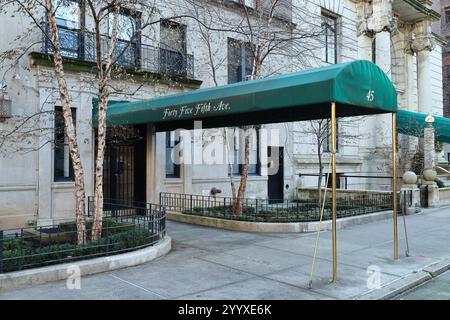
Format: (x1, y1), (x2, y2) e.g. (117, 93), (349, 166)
(268, 146), (284, 204)
(103, 125), (146, 205)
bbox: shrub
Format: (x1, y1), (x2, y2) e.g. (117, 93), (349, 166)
(1, 224), (153, 273)
(2, 237), (32, 253)
(435, 178), (445, 188)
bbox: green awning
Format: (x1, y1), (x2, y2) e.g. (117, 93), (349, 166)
(397, 110), (450, 143)
(93, 60), (397, 131)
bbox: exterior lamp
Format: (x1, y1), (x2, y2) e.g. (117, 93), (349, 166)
(424, 114), (435, 125)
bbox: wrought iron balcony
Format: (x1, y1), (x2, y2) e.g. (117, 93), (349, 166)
(41, 25), (195, 80)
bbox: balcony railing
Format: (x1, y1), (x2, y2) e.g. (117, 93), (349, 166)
(41, 24), (195, 80)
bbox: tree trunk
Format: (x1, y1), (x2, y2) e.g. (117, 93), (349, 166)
(233, 128), (251, 214)
(90, 3), (119, 241)
(224, 128), (237, 200)
(46, 1), (86, 244)
(91, 90), (108, 241)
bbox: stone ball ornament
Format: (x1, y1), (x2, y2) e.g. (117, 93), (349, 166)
(422, 169), (437, 182)
(402, 171), (417, 184)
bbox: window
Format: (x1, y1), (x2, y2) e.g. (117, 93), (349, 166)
(445, 9), (450, 23)
(108, 9), (141, 68)
(232, 128), (260, 175)
(160, 20), (186, 53)
(324, 119), (339, 153)
(54, 106), (76, 182)
(446, 65), (450, 80)
(55, 0), (80, 29)
(52, 0), (82, 59)
(227, 38), (254, 83)
(372, 38), (376, 64)
(160, 20), (187, 77)
(166, 131), (180, 178)
(321, 11), (338, 64)
(326, 173), (341, 189)
(446, 38), (450, 52)
(109, 12), (138, 42)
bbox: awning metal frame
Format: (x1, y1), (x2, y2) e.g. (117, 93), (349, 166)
(93, 60), (401, 282)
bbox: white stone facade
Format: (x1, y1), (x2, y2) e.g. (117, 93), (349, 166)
(0, 0), (444, 228)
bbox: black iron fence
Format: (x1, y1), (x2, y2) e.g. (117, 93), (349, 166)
(42, 24), (194, 79)
(0, 198), (165, 273)
(160, 192), (396, 223)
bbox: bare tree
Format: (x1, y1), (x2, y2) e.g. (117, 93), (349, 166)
(0, 0), (211, 240)
(297, 117), (364, 203)
(0, 0), (90, 244)
(181, 0), (324, 213)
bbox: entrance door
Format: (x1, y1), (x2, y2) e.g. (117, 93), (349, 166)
(267, 146), (284, 203)
(103, 125), (147, 205)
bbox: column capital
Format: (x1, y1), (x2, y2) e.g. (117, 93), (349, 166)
(408, 19), (435, 53)
(356, 0), (396, 36)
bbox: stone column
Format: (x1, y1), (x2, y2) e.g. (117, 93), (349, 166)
(410, 20), (435, 115)
(357, 32), (373, 61)
(373, 28), (394, 151)
(146, 123), (157, 204)
(423, 125), (435, 170)
(422, 121), (440, 207)
(375, 30), (391, 78)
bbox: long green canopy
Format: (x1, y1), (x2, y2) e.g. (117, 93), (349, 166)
(93, 60), (397, 131)
(397, 110), (450, 143)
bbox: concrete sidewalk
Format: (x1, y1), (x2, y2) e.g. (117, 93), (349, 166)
(0, 206), (449, 299)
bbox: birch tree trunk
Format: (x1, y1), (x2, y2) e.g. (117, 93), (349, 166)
(91, 91), (108, 241)
(91, 2), (120, 241)
(46, 0), (87, 244)
(224, 127), (237, 200)
(233, 128), (251, 214)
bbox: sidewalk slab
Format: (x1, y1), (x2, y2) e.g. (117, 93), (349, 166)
(355, 271), (432, 300)
(0, 205), (449, 300)
(422, 259), (450, 278)
(0, 237), (171, 291)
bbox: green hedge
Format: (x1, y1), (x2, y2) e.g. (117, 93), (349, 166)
(1, 224), (154, 273)
(181, 202), (389, 223)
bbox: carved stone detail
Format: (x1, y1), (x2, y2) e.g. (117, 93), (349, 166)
(409, 19), (435, 53)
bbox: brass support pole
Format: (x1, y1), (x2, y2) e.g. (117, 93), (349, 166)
(392, 113), (399, 260)
(331, 102), (337, 282)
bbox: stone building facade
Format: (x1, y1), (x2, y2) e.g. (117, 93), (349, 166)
(0, 0), (444, 228)
(437, 0), (450, 161)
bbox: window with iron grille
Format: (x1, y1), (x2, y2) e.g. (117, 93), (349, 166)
(48, 0), (83, 59)
(227, 38), (254, 83)
(54, 106), (76, 182)
(321, 11), (338, 64)
(160, 20), (187, 78)
(166, 131), (181, 178)
(108, 8), (141, 69)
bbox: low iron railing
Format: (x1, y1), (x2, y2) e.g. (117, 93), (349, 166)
(0, 198), (165, 273)
(160, 192), (396, 223)
(41, 24), (195, 79)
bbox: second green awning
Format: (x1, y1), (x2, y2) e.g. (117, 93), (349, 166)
(397, 110), (450, 143)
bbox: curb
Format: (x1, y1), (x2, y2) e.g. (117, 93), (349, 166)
(0, 236), (171, 291)
(355, 259), (450, 300)
(167, 210), (394, 233)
